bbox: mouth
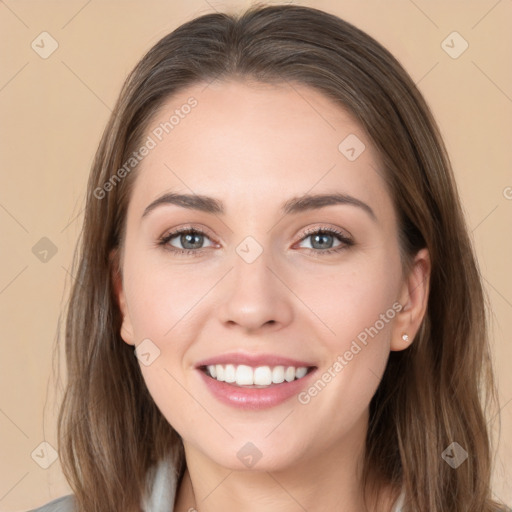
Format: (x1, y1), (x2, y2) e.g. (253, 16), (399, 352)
(199, 363), (316, 388)
(194, 352), (318, 409)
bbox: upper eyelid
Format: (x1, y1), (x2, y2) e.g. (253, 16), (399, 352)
(299, 224), (352, 238)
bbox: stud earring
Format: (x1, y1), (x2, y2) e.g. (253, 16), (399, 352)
(402, 333), (410, 342)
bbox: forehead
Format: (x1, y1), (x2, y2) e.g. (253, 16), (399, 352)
(126, 79), (393, 223)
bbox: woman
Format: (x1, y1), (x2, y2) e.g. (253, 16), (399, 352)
(30, 4), (509, 511)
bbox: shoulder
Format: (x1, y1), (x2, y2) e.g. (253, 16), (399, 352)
(27, 495), (75, 512)
(26, 457), (178, 512)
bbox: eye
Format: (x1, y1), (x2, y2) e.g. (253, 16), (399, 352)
(157, 225), (354, 257)
(296, 227), (353, 255)
(157, 227), (215, 256)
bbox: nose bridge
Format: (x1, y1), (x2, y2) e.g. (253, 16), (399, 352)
(216, 236), (294, 331)
(233, 238), (274, 293)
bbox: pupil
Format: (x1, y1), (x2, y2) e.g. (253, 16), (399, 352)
(312, 233), (333, 249)
(182, 233), (203, 249)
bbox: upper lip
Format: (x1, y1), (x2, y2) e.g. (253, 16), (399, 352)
(195, 352), (317, 369)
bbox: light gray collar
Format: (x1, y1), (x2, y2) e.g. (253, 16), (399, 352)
(141, 457), (178, 511)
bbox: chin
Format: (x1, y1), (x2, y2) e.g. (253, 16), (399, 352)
(185, 434), (309, 473)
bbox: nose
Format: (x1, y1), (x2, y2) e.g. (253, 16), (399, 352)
(216, 249), (294, 333)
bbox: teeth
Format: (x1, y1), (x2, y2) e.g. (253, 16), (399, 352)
(295, 367), (308, 379)
(254, 366), (272, 385)
(236, 365), (254, 385)
(215, 365), (225, 381)
(272, 366), (285, 384)
(224, 364), (236, 383)
(285, 366), (295, 382)
(205, 364), (310, 386)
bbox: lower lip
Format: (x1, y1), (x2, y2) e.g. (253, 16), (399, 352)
(197, 368), (317, 410)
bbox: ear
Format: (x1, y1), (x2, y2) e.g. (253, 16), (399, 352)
(390, 248), (431, 351)
(110, 248), (135, 346)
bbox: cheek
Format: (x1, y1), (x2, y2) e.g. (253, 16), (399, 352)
(122, 251), (214, 422)
(138, 361), (208, 447)
(123, 250), (213, 341)
(291, 254), (402, 353)
(292, 254), (402, 421)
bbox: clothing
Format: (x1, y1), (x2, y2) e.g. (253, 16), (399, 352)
(28, 458), (177, 512)
(29, 457), (405, 511)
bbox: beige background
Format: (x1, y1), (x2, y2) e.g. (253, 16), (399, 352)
(0, 0), (511, 510)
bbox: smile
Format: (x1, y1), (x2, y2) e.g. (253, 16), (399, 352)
(195, 353), (318, 410)
(202, 364), (312, 387)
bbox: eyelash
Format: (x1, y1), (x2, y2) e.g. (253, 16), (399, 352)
(156, 225), (354, 257)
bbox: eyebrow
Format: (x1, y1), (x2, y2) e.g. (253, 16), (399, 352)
(141, 192), (376, 221)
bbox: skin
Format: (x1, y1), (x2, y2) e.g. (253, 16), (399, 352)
(112, 79), (430, 512)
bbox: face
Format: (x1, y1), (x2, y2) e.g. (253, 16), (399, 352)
(113, 79), (428, 472)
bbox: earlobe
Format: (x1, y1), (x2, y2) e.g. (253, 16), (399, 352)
(109, 249), (135, 346)
(390, 248), (431, 351)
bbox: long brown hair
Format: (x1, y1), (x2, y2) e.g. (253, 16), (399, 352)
(57, 4), (507, 511)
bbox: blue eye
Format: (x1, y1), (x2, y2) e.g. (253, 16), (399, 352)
(158, 228), (214, 255)
(157, 226), (353, 257)
(296, 228), (354, 255)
